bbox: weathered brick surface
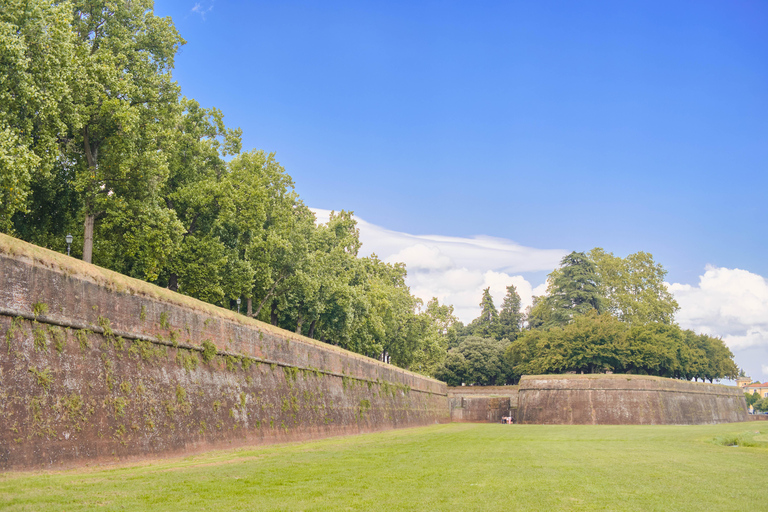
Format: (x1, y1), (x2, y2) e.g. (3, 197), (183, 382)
(517, 374), (748, 425)
(447, 386), (519, 422)
(448, 396), (514, 423)
(0, 236), (449, 471)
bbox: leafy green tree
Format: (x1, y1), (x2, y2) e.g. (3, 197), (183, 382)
(686, 332), (739, 382)
(508, 311), (739, 383)
(10, 163), (81, 255)
(465, 287), (501, 339)
(625, 323), (685, 378)
(588, 248), (679, 325)
(754, 397), (768, 413)
(508, 311), (627, 378)
(745, 391), (761, 408)
(408, 298), (454, 377)
(435, 350), (467, 387)
(158, 98), (241, 299)
(67, 0), (185, 262)
(548, 251), (605, 325)
(436, 336), (512, 386)
(424, 298), (458, 338)
(524, 295), (554, 331)
(0, 0), (77, 231)
(498, 284), (523, 341)
(282, 210), (359, 338)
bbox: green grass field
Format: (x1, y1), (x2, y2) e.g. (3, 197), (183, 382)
(2, 422), (767, 511)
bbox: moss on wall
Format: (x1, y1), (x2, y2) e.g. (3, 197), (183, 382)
(0, 235), (449, 471)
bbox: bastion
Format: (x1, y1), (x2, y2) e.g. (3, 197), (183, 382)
(0, 234), (449, 471)
(517, 374), (748, 425)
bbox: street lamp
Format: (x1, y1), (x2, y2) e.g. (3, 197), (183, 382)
(236, 298), (241, 314)
(65, 234), (73, 256)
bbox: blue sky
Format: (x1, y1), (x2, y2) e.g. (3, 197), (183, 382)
(154, 0), (768, 380)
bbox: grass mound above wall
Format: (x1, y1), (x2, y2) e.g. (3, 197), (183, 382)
(2, 422), (767, 511)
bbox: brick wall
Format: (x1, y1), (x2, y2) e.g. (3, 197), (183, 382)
(517, 374), (748, 425)
(0, 234), (449, 470)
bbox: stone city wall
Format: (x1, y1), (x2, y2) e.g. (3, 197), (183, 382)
(0, 234), (449, 471)
(517, 374), (748, 425)
(448, 386), (519, 423)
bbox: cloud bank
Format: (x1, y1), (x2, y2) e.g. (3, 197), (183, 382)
(312, 208), (565, 322)
(669, 266), (768, 351)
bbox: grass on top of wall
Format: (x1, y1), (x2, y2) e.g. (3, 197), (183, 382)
(1, 422), (767, 511)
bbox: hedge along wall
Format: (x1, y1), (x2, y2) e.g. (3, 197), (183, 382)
(0, 234), (449, 471)
(517, 374), (748, 425)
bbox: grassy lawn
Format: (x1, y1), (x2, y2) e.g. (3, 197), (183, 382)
(1, 422), (767, 511)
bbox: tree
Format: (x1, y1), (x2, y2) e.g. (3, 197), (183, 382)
(525, 295), (554, 331)
(0, 0), (78, 231)
(436, 336), (512, 386)
(68, 0), (185, 262)
(745, 391), (761, 408)
(625, 323), (685, 378)
(507, 310), (740, 383)
(508, 311), (627, 378)
(465, 287), (500, 339)
(435, 350), (467, 387)
(588, 248), (679, 325)
(754, 397), (768, 413)
(408, 298), (454, 377)
(158, 98), (241, 298)
(539, 251), (605, 328)
(498, 284), (523, 341)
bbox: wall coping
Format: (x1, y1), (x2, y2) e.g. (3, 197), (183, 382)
(519, 374), (741, 396)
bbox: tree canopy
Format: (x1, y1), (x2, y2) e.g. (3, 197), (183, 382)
(506, 311), (737, 383)
(0, 2), (739, 385)
(1, 0), (453, 378)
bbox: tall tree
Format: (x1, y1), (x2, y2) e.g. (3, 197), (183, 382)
(159, 98), (239, 296)
(0, 0), (77, 232)
(546, 251), (605, 327)
(68, 0), (184, 262)
(465, 287), (500, 338)
(498, 284), (523, 341)
(588, 248), (679, 325)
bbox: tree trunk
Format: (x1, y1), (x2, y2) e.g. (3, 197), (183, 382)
(270, 301), (278, 326)
(308, 319), (317, 339)
(247, 297), (253, 317)
(295, 313), (303, 334)
(253, 274), (286, 318)
(83, 214), (95, 263)
(82, 127), (98, 264)
(168, 273), (178, 292)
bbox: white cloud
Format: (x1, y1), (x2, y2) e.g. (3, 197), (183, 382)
(669, 266), (768, 351)
(762, 364), (768, 376)
(311, 208), (565, 323)
(191, 1), (214, 19)
(386, 244), (453, 271)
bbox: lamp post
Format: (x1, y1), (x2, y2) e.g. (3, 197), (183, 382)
(236, 298), (241, 314)
(65, 234), (73, 256)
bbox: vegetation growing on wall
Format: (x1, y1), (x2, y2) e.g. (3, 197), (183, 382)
(0, 312), (445, 470)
